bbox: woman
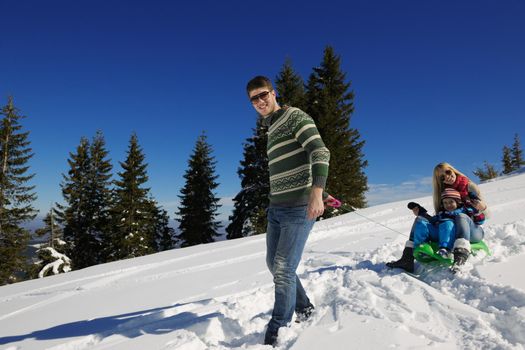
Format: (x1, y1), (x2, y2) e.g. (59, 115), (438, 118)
(386, 162), (488, 272)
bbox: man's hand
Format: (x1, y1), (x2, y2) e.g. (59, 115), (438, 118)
(308, 186), (325, 220)
(324, 194), (341, 208)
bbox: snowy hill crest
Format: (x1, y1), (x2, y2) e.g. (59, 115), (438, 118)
(1, 174), (525, 349)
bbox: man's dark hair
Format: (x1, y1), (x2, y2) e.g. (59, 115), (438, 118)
(246, 75), (273, 96)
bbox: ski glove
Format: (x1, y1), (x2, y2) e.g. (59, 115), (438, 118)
(407, 202), (428, 215)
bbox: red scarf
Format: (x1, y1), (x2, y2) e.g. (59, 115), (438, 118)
(446, 175), (469, 200)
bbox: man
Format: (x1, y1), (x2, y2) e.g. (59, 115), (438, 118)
(246, 76), (330, 346)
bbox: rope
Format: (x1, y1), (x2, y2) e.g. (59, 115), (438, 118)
(332, 202), (409, 238)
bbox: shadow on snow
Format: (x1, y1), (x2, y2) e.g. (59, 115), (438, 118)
(0, 302), (222, 346)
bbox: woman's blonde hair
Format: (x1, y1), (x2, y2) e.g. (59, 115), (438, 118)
(432, 162), (469, 213)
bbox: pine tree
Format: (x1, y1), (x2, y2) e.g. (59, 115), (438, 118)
(473, 161), (499, 181)
(275, 58), (306, 109)
(511, 134), (524, 171)
(0, 97), (37, 284)
(110, 133), (155, 259)
(35, 246), (71, 278)
(56, 137), (97, 269)
(56, 132), (112, 269)
(31, 208), (70, 279)
(226, 117), (269, 239)
(501, 145), (513, 174)
(87, 131), (113, 262)
(35, 208), (63, 248)
(177, 133), (221, 246)
(149, 201), (175, 251)
(305, 46), (368, 214)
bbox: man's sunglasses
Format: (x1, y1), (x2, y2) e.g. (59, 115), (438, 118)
(250, 90), (271, 104)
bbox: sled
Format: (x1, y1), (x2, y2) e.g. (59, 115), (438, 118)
(413, 240), (490, 266)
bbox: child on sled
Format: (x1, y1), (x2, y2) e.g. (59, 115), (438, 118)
(412, 188), (485, 265)
(387, 162), (488, 272)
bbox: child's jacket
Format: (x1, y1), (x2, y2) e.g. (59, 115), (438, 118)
(430, 205), (485, 226)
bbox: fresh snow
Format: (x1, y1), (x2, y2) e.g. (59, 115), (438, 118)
(1, 174), (525, 350)
(38, 247), (72, 278)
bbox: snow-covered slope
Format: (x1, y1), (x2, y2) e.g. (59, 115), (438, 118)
(1, 174), (525, 350)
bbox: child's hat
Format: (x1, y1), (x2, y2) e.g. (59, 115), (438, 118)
(441, 188), (462, 202)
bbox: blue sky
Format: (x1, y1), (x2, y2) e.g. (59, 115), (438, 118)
(1, 0), (524, 224)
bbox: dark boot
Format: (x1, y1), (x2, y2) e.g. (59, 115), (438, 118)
(264, 328), (278, 347)
(453, 247), (469, 266)
(386, 246), (414, 273)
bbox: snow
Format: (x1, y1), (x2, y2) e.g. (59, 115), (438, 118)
(38, 247), (72, 278)
(1, 174), (525, 350)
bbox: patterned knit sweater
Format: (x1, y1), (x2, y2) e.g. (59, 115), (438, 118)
(263, 106), (330, 207)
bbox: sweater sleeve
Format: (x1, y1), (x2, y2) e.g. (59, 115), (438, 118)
(467, 182), (481, 198)
(290, 110), (330, 188)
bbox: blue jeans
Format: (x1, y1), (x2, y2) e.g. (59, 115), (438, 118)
(265, 205), (316, 334)
(454, 213), (484, 243)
